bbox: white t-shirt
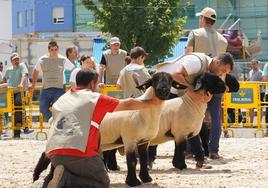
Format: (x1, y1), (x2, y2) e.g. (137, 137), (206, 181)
(156, 55), (202, 76)
(156, 55), (208, 94)
(35, 54), (75, 84)
(69, 67), (81, 88)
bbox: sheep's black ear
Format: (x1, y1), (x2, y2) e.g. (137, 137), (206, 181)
(172, 80), (187, 89)
(136, 79), (152, 91)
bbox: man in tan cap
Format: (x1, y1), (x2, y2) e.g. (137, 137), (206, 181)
(184, 7), (228, 163)
(98, 37), (128, 84)
(185, 7), (227, 56)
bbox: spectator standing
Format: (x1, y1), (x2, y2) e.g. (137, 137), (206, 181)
(69, 55), (97, 89)
(0, 53), (28, 138)
(64, 46), (79, 86)
(262, 62), (268, 136)
(45, 69), (163, 188)
(30, 41), (74, 122)
(98, 37), (127, 170)
(117, 46), (151, 98)
(185, 7), (228, 160)
(99, 37), (128, 84)
(0, 61), (3, 83)
(247, 59), (263, 123)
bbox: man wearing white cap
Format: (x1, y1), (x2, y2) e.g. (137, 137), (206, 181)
(99, 37), (128, 84)
(98, 37), (127, 170)
(185, 7), (228, 161)
(0, 53), (29, 138)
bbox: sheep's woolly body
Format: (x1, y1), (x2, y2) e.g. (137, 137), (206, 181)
(150, 91), (207, 145)
(100, 86), (164, 152)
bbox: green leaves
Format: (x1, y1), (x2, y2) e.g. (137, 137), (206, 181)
(82, 0), (187, 66)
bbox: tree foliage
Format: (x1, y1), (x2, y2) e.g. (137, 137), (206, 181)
(81, 0), (187, 66)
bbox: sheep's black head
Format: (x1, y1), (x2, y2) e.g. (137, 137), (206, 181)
(193, 72), (226, 94)
(136, 72), (174, 100)
(225, 74), (240, 92)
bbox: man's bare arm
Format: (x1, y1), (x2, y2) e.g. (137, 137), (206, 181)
(30, 68), (39, 90)
(98, 64), (106, 83)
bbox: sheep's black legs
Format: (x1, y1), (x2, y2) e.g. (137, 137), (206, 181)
(103, 149), (119, 171)
(126, 151), (141, 187)
(172, 140), (187, 170)
(138, 143), (152, 183)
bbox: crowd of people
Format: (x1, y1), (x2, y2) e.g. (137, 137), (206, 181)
(0, 6), (267, 188)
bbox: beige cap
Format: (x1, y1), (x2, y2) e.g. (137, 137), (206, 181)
(196, 7), (217, 21)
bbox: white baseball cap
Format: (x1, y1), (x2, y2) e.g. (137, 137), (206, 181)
(196, 7), (217, 21)
(110, 37), (121, 45)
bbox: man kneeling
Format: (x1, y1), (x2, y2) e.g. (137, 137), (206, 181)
(45, 69), (163, 188)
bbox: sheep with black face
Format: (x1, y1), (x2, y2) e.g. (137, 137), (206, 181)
(149, 72), (226, 170)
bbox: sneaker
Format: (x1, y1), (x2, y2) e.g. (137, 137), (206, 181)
(209, 153), (220, 160)
(196, 160), (212, 169)
(47, 165), (64, 188)
(195, 160), (204, 168)
(23, 127), (34, 134)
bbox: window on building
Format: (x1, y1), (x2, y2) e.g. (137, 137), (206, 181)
(52, 7), (64, 24)
(31, 9), (35, 25)
(25, 10), (29, 26)
(17, 12), (22, 28)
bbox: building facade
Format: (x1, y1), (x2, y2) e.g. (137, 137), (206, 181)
(12, 0), (73, 35)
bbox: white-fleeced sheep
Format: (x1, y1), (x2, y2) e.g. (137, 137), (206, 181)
(150, 72), (226, 170)
(99, 72), (179, 187)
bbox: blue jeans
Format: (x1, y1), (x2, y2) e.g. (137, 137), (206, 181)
(208, 93), (223, 153)
(40, 88), (65, 122)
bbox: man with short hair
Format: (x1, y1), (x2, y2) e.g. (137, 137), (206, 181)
(64, 46), (79, 85)
(98, 36), (127, 170)
(0, 53), (28, 138)
(149, 52), (233, 168)
(99, 37), (128, 84)
(0, 61), (3, 83)
(117, 46), (151, 98)
(46, 69), (163, 188)
(31, 41), (75, 122)
(185, 7), (228, 161)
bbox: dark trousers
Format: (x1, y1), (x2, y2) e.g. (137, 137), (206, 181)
(187, 135), (205, 161)
(50, 155), (110, 188)
(14, 92), (23, 137)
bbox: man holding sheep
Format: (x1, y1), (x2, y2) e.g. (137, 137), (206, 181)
(45, 69), (164, 188)
(150, 52), (233, 168)
(185, 7), (228, 161)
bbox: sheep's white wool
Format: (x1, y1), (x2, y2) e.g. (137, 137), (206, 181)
(100, 86), (165, 153)
(150, 91), (207, 146)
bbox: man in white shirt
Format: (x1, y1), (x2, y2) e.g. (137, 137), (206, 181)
(30, 41), (74, 122)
